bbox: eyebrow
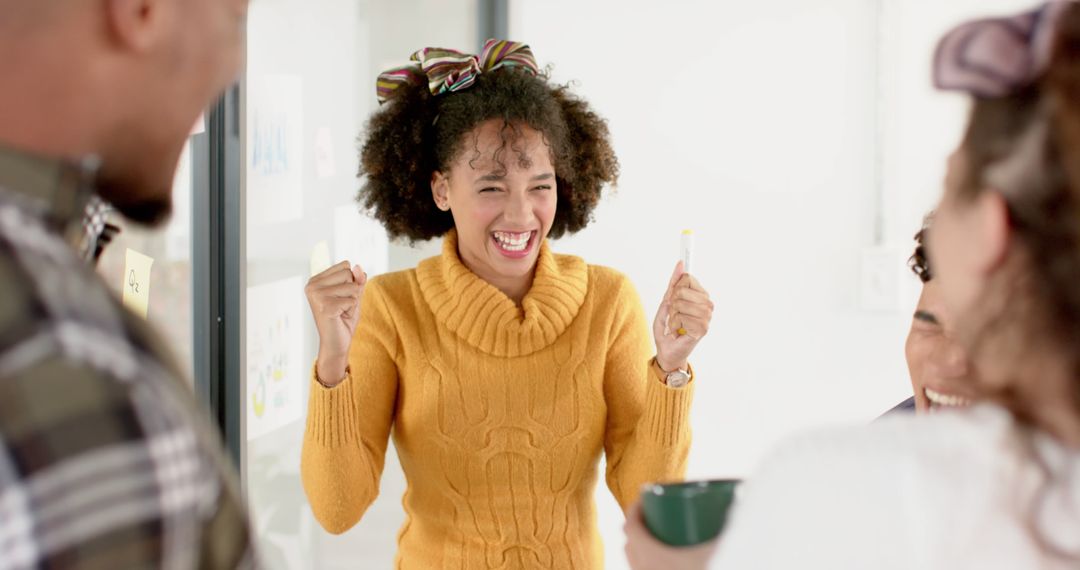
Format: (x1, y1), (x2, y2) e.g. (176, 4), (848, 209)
(913, 310), (940, 325)
(474, 172), (555, 184)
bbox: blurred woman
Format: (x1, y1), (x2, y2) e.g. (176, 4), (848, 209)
(626, 3), (1080, 568)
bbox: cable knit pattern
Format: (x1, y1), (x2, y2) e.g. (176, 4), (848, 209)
(416, 232), (589, 358)
(301, 230), (694, 569)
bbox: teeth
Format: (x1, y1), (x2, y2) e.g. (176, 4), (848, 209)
(925, 388), (972, 408)
(493, 231), (532, 252)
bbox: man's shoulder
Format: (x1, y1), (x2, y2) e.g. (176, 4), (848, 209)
(0, 197), (212, 481)
(0, 345), (211, 462)
(0, 250), (44, 350)
(0, 356), (150, 466)
(0, 351), (242, 568)
(881, 396), (917, 418)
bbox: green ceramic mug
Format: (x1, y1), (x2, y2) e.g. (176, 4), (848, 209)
(640, 479), (740, 547)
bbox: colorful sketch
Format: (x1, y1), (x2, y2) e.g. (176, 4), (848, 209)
(246, 276), (305, 440)
(247, 74), (304, 225)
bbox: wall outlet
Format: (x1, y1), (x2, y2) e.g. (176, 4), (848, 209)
(859, 247), (901, 313)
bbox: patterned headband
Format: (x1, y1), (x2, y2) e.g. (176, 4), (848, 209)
(933, 1), (1073, 97)
(376, 39), (539, 104)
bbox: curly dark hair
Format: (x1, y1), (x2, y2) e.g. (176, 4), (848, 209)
(357, 67), (619, 243)
(908, 213), (934, 283)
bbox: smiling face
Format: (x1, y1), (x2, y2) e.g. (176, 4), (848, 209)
(431, 119), (557, 297)
(905, 279), (979, 412)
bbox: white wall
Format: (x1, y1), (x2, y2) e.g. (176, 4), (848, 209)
(505, 0), (1037, 568)
(878, 0), (1040, 241)
(515, 0), (898, 475)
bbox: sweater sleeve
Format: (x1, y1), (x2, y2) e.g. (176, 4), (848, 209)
(603, 276), (694, 512)
(301, 279), (400, 535)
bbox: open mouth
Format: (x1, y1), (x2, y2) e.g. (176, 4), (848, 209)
(925, 387), (972, 410)
(491, 230), (537, 258)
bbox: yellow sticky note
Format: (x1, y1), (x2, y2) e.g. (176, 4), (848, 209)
(310, 240), (331, 277)
(123, 248), (154, 318)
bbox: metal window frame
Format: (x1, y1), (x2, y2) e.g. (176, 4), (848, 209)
(478, 0), (509, 47)
(194, 84), (243, 469)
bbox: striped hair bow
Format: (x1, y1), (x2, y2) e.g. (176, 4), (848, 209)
(376, 39), (539, 103)
(934, 1), (1072, 97)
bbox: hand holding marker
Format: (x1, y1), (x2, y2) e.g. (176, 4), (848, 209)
(678, 230), (693, 336)
(652, 229), (711, 373)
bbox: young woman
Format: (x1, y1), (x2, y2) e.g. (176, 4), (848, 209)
(301, 40), (714, 568)
(626, 3), (1080, 568)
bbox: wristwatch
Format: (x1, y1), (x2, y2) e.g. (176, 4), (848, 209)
(654, 358), (691, 388)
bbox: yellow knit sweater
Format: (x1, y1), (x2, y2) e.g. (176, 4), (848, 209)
(301, 231), (694, 569)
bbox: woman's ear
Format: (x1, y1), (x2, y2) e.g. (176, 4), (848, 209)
(431, 171), (451, 211)
(974, 190), (1012, 274)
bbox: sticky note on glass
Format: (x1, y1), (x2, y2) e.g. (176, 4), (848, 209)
(310, 240), (331, 277)
(123, 248), (154, 318)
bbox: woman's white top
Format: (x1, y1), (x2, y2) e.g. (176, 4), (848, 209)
(711, 404), (1080, 569)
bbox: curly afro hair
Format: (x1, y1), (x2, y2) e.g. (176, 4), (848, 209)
(358, 67), (619, 243)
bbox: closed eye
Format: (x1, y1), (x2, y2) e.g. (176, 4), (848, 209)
(532, 185), (553, 192)
(913, 310), (940, 328)
(479, 187), (502, 193)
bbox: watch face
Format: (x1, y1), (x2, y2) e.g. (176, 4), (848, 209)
(667, 371), (690, 388)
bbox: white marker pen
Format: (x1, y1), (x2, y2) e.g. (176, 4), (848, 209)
(678, 230), (693, 336)
(681, 229), (693, 275)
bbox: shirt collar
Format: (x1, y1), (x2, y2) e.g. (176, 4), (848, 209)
(0, 143), (101, 233)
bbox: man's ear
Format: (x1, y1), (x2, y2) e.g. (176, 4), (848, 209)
(431, 171), (451, 211)
(104, 0), (170, 52)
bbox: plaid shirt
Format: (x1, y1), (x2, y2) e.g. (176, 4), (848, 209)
(0, 146), (255, 569)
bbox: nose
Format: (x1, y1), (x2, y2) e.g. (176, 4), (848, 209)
(503, 190), (533, 226)
(930, 336), (970, 380)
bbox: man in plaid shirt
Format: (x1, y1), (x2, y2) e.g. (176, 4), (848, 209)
(0, 0), (254, 568)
